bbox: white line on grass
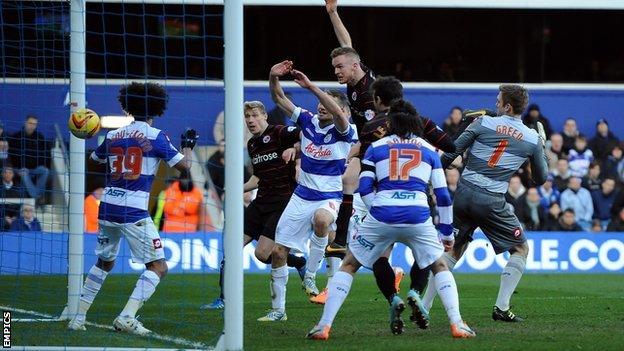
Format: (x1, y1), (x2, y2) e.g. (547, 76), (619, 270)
(0, 305), (208, 350)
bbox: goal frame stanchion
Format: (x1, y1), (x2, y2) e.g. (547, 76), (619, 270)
(60, 0), (87, 321)
(222, 0), (245, 350)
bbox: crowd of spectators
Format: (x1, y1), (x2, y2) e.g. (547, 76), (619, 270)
(3, 104), (624, 235)
(0, 115), (51, 232)
(442, 106), (624, 232)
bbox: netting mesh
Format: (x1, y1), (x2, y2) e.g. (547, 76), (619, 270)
(1, 1), (226, 348)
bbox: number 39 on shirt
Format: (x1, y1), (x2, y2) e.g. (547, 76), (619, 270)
(110, 146), (143, 180)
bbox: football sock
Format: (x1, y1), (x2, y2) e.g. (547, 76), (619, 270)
(422, 272), (435, 311)
(434, 270), (462, 324)
(270, 265), (289, 313)
(495, 253), (526, 311)
(319, 271), (353, 327)
(306, 234), (328, 279)
(76, 265), (109, 322)
(409, 263), (431, 293)
(372, 257), (396, 304)
(333, 194), (353, 246)
(423, 253), (456, 310)
(326, 257), (342, 282)
(286, 254), (306, 269)
(121, 270), (160, 318)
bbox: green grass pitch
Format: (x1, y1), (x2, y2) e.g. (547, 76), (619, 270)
(1, 273), (623, 350)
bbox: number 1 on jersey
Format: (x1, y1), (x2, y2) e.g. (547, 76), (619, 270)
(488, 139), (509, 168)
(389, 148), (422, 181)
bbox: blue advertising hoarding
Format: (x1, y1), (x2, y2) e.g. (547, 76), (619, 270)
(1, 231), (622, 275)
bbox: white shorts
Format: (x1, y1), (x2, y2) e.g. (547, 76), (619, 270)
(275, 194), (341, 253)
(349, 214), (443, 269)
(95, 217), (165, 264)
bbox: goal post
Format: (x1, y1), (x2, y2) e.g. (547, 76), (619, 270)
(63, 0), (87, 322)
(222, 0), (245, 350)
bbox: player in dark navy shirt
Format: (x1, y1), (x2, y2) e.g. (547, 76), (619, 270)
(202, 101), (307, 310)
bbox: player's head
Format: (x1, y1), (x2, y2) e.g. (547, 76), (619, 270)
(387, 99), (423, 139)
(318, 89), (350, 123)
(244, 101), (268, 136)
(118, 82), (168, 122)
(370, 76), (403, 112)
(330, 47), (362, 85)
(24, 115), (38, 135)
(496, 84), (529, 117)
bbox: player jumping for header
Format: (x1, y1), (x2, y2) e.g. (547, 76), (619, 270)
(257, 60), (357, 322)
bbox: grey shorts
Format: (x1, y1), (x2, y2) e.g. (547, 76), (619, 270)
(453, 181), (525, 254)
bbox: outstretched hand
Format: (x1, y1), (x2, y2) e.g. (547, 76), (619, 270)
(282, 147), (297, 164)
(270, 60), (293, 77)
(291, 69), (313, 89)
(325, 0), (337, 13)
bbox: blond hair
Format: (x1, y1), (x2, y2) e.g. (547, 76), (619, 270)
(244, 101), (266, 114)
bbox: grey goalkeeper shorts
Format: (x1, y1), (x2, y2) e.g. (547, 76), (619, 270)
(452, 180), (525, 254)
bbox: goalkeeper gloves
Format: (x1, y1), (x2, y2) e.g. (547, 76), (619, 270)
(181, 128), (199, 150)
(461, 109), (497, 124)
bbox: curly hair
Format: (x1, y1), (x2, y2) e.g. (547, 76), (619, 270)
(387, 99), (423, 138)
(118, 82), (168, 120)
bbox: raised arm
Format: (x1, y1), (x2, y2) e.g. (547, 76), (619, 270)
(325, 0), (352, 48)
(291, 69), (350, 133)
(529, 137), (549, 186)
(440, 118), (481, 169)
(269, 60), (296, 116)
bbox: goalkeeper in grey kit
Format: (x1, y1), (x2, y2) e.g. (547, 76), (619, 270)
(422, 84), (549, 322)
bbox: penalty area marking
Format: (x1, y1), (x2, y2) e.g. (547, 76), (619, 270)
(0, 305), (208, 350)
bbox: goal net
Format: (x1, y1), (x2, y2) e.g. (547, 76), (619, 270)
(0, 1), (238, 349)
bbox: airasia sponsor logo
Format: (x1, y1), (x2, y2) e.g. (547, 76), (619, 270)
(252, 152), (278, 165)
(304, 144), (332, 158)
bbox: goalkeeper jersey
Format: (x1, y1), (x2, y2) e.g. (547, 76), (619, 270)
(91, 121), (183, 223)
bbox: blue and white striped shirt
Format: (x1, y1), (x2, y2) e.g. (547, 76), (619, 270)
(291, 107), (357, 201)
(360, 135), (453, 236)
(91, 121), (184, 223)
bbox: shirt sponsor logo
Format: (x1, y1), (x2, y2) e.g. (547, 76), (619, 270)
(105, 188), (126, 197)
(252, 152), (279, 165)
(391, 191), (417, 200)
(304, 144), (332, 158)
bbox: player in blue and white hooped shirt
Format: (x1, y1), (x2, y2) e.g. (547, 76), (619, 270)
(68, 82), (198, 335)
(307, 102), (475, 340)
(257, 60), (357, 322)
